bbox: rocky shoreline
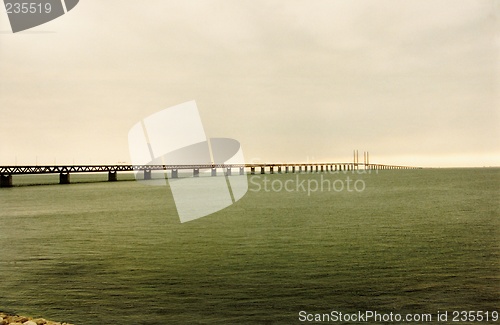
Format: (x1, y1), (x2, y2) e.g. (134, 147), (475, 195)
(0, 312), (74, 325)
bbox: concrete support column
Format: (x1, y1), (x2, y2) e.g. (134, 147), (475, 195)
(321, 165), (324, 172)
(285, 166), (289, 173)
(193, 168), (200, 177)
(211, 168), (217, 176)
(270, 166), (274, 174)
(292, 166), (296, 173)
(239, 167), (244, 175)
(315, 165), (318, 172)
(144, 170), (152, 180)
(59, 173), (70, 184)
(299, 166), (302, 172)
(278, 166), (281, 173)
(261, 167), (265, 174)
(250, 167), (255, 175)
(171, 169), (178, 178)
(0, 175), (12, 187)
(108, 171), (117, 182)
(226, 168), (232, 176)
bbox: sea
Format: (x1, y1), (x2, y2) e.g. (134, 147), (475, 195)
(0, 168), (498, 324)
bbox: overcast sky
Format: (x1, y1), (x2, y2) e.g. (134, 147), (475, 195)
(0, 0), (498, 167)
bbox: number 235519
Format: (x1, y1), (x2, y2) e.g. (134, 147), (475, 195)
(5, 2), (52, 14)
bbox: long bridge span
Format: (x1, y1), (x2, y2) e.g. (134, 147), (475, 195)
(0, 162), (420, 187)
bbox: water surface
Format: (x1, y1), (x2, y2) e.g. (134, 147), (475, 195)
(0, 168), (498, 324)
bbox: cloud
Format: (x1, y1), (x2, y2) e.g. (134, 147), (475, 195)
(0, 0), (498, 166)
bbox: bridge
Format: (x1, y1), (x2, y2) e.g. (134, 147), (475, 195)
(0, 162), (420, 187)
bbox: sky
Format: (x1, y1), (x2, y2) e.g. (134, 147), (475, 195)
(0, 0), (498, 167)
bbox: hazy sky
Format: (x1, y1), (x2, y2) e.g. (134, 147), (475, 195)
(1, 0), (498, 167)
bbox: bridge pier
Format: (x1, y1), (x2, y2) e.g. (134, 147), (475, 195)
(193, 168), (199, 177)
(278, 166), (281, 173)
(239, 167), (244, 175)
(250, 167), (255, 175)
(108, 171), (117, 182)
(292, 166), (296, 173)
(212, 168), (217, 176)
(261, 167), (265, 174)
(226, 167), (232, 176)
(59, 173), (70, 184)
(171, 169), (178, 178)
(285, 166), (289, 173)
(144, 170), (152, 180)
(270, 166), (274, 174)
(0, 175), (12, 187)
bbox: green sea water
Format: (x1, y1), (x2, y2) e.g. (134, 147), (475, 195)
(0, 168), (499, 324)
